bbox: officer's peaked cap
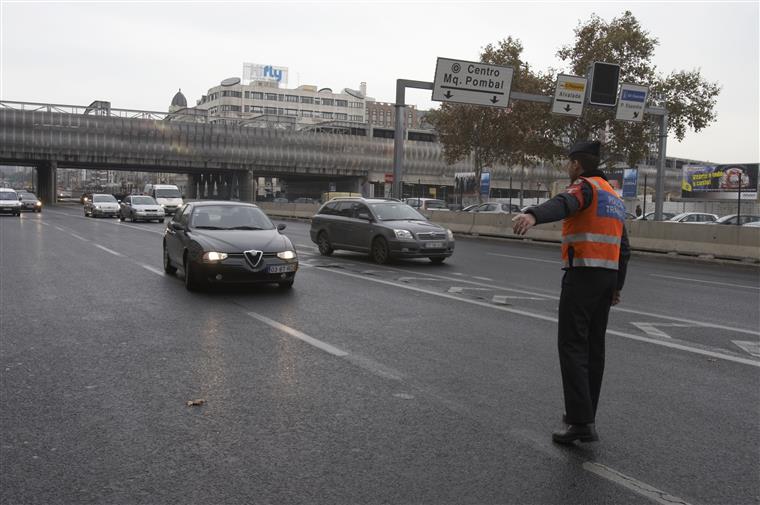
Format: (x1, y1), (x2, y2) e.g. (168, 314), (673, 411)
(568, 140), (601, 157)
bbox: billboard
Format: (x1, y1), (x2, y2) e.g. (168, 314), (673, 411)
(454, 172), (478, 196)
(480, 171), (491, 197)
(243, 63), (289, 86)
(681, 164), (759, 200)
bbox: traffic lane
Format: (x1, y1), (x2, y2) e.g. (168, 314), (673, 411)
(231, 256), (759, 505)
(1, 218), (644, 505)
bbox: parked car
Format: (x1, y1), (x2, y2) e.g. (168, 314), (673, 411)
(404, 198), (449, 211)
(668, 212), (719, 223)
(17, 191), (42, 212)
(293, 197), (317, 204)
(743, 220), (760, 228)
(163, 201), (298, 291)
(310, 197), (455, 264)
(713, 214), (760, 225)
(119, 195), (166, 223)
(637, 211), (676, 221)
(272, 197), (290, 203)
(0, 188), (22, 216)
(84, 193), (120, 218)
(470, 202), (521, 214)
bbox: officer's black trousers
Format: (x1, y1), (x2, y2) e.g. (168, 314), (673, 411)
(558, 267), (617, 425)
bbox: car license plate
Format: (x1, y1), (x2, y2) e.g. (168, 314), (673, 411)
(424, 241), (444, 248)
(267, 264), (296, 273)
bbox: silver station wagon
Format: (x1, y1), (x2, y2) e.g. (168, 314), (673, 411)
(310, 197), (455, 264)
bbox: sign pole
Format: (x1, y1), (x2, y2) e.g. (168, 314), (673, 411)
(654, 111), (668, 221)
(737, 176), (742, 224)
(393, 79), (433, 200)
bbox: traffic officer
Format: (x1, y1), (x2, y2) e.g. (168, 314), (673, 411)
(512, 140), (630, 444)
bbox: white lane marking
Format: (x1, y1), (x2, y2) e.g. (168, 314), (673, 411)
(93, 244), (123, 257)
(140, 264), (164, 276)
(613, 307), (760, 337)
(487, 252), (561, 264)
(296, 242), (317, 249)
(42, 209), (164, 235)
(733, 340), (760, 357)
(651, 273), (759, 291)
(583, 462), (693, 505)
(472, 276), (493, 281)
(398, 276), (447, 283)
(53, 225), (66, 232)
(69, 233), (88, 241)
(631, 322), (697, 339)
(310, 266), (760, 368)
(247, 312), (348, 357)
(492, 295), (548, 303)
(448, 286), (491, 294)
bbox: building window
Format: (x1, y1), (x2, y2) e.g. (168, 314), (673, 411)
(285, 109), (298, 116)
(285, 95), (299, 103)
(265, 93), (278, 101)
(350, 101), (363, 108)
(251, 92), (263, 99)
(221, 90), (242, 98)
(321, 98), (334, 106)
(336, 113), (347, 120)
(301, 96), (314, 104)
(277, 108), (284, 115)
(322, 111), (333, 119)
(302, 110), (313, 117)
(264, 107), (277, 115)
(335, 99), (347, 107)
(350, 115), (363, 121)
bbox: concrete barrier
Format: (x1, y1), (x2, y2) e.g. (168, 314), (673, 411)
(259, 203), (760, 263)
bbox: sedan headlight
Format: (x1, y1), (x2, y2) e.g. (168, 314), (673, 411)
(202, 251), (228, 262)
(393, 229), (414, 240)
(35, 201), (42, 207)
(277, 250), (297, 260)
(446, 228), (454, 240)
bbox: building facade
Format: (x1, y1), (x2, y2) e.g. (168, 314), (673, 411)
(365, 101), (420, 129)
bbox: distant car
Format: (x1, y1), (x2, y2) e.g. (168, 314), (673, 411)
(272, 197), (290, 203)
(637, 211), (676, 221)
(743, 220), (760, 228)
(163, 201), (298, 291)
(80, 192), (93, 204)
(470, 202), (521, 214)
(713, 214), (760, 225)
(461, 204), (480, 212)
(669, 212), (719, 224)
(119, 195), (166, 223)
(404, 198), (449, 211)
(293, 197), (317, 204)
(84, 193), (120, 218)
(310, 197), (455, 264)
(57, 189), (72, 198)
(0, 188), (22, 216)
(17, 191), (42, 212)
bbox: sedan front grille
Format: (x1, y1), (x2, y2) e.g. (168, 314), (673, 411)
(244, 250), (263, 268)
(417, 232), (447, 240)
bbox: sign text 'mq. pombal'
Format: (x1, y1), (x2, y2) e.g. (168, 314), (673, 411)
(432, 57), (514, 108)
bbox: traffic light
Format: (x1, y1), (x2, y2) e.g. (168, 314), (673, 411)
(588, 62), (620, 106)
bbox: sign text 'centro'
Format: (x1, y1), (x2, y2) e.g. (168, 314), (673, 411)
(432, 57), (514, 108)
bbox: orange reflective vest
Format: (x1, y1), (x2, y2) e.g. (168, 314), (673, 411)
(561, 176), (625, 270)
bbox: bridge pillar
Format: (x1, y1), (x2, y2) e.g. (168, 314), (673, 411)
(187, 174), (201, 199)
(36, 161), (57, 205)
(238, 171), (253, 203)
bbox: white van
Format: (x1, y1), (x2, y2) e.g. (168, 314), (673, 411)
(0, 188), (22, 216)
(143, 184), (183, 215)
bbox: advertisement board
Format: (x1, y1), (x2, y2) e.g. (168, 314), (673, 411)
(681, 164), (759, 200)
(454, 172), (478, 196)
(622, 168), (638, 198)
(243, 63), (289, 86)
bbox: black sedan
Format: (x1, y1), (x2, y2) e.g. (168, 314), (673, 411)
(163, 201), (298, 291)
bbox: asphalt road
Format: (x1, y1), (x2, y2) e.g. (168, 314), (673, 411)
(2, 205), (759, 505)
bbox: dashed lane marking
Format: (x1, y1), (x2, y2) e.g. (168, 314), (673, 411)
(247, 311), (348, 357)
(733, 340), (760, 357)
(492, 295), (549, 303)
(487, 252), (561, 264)
(93, 244), (123, 257)
(630, 322), (698, 339)
(140, 264), (165, 276)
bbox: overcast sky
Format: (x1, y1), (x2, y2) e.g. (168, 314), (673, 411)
(1, 1), (758, 164)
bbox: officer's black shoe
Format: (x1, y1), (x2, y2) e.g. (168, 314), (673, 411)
(552, 424), (599, 445)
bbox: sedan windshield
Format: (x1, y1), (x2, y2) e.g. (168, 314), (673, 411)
(132, 196), (157, 205)
(155, 189), (181, 198)
(369, 202), (426, 221)
(93, 195), (117, 203)
(0, 192), (17, 200)
(191, 205), (274, 230)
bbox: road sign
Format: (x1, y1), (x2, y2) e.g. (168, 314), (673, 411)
(551, 74), (587, 116)
(384, 173), (394, 183)
(432, 57), (514, 108)
(616, 83), (649, 122)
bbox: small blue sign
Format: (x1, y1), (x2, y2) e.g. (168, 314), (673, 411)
(621, 89), (646, 102)
(622, 168), (638, 198)
(480, 171), (491, 196)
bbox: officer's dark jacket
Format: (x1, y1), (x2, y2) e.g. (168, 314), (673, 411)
(526, 169), (630, 291)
